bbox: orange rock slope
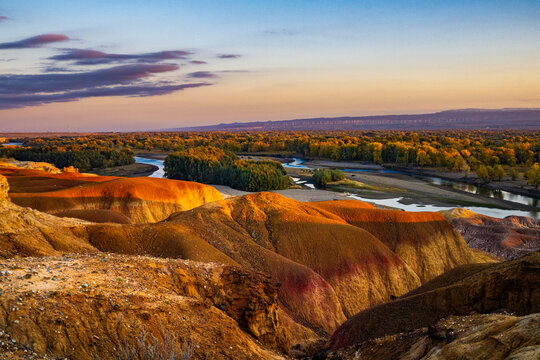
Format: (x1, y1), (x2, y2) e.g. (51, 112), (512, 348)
(0, 167), (223, 223)
(0, 171), (490, 346)
(0, 254), (289, 360)
(86, 192), (486, 340)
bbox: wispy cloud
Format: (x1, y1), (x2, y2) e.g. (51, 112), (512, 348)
(262, 29), (299, 36)
(0, 64), (179, 94)
(217, 54), (241, 59)
(0, 63), (212, 109)
(0, 16), (8, 22)
(189, 60), (207, 65)
(0, 83), (210, 109)
(0, 34), (70, 49)
(186, 71), (218, 79)
(50, 49), (193, 65)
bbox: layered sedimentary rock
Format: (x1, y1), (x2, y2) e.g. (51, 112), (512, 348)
(0, 171), (493, 347)
(328, 251), (540, 350)
(86, 192), (485, 339)
(441, 208), (540, 260)
(323, 313), (540, 360)
(1, 167), (223, 223)
(0, 175), (97, 258)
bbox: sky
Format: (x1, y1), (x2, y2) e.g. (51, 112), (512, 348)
(0, 0), (539, 131)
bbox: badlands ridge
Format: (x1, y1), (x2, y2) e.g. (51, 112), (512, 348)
(0, 165), (538, 359)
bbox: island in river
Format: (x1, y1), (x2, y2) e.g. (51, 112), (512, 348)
(133, 153), (539, 219)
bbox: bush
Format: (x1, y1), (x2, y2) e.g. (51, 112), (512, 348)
(492, 165), (506, 181)
(312, 169), (346, 188)
(475, 165), (491, 183)
(94, 327), (194, 360)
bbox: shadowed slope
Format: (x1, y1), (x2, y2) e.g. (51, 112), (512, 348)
(55, 209), (132, 224)
(324, 313), (540, 360)
(328, 251), (540, 350)
(1, 167), (223, 223)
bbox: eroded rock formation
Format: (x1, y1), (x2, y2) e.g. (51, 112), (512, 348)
(1, 167), (223, 223)
(0, 254), (289, 360)
(328, 251), (540, 350)
(440, 208), (540, 260)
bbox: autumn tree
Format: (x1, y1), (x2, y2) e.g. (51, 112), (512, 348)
(525, 163), (540, 189)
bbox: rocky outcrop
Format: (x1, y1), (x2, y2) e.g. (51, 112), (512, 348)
(87, 192), (486, 340)
(440, 208), (540, 260)
(0, 159), (61, 173)
(1, 167), (223, 223)
(318, 204), (481, 282)
(0, 170), (494, 348)
(323, 313), (540, 360)
(0, 175), (96, 258)
(0, 174), (8, 202)
(0, 254), (289, 359)
(328, 251), (540, 350)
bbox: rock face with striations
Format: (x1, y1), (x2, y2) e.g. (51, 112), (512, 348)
(0, 175), (97, 258)
(86, 192), (488, 340)
(328, 251), (540, 351)
(1, 167), (223, 223)
(0, 169), (496, 349)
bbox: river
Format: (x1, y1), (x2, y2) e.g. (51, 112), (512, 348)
(135, 156), (539, 219)
(134, 156), (165, 178)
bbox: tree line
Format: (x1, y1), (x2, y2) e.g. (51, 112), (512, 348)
(164, 146), (291, 191)
(0, 145), (134, 172)
(4, 130), (540, 186)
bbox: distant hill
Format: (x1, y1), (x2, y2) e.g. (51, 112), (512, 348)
(170, 108), (540, 131)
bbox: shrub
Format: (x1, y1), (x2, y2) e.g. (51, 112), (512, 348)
(312, 169), (346, 188)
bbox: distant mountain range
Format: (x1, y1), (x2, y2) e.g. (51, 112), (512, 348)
(170, 108), (540, 131)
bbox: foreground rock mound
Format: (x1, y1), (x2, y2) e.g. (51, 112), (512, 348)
(328, 251), (540, 350)
(324, 313), (540, 360)
(0, 254), (288, 360)
(440, 208), (540, 260)
(1, 167), (223, 223)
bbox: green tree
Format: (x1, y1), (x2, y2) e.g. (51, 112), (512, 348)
(476, 166), (491, 183)
(525, 163), (540, 189)
(492, 165), (505, 181)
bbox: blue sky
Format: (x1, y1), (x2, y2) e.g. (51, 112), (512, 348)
(0, 0), (539, 131)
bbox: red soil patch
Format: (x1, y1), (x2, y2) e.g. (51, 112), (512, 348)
(55, 209), (132, 224)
